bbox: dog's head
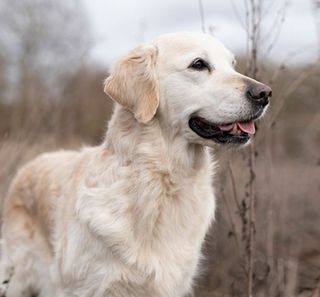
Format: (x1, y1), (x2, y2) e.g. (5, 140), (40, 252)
(104, 32), (272, 147)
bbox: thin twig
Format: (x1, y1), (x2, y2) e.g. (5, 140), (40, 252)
(269, 64), (319, 127)
(244, 0), (251, 74)
(198, 0), (206, 33)
(311, 0), (320, 59)
(229, 0), (246, 29)
(246, 2), (260, 296)
(247, 141), (256, 297)
(262, 1), (289, 60)
(227, 160), (242, 213)
(220, 187), (242, 252)
(269, 43), (318, 84)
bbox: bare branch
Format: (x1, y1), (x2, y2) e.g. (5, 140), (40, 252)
(227, 160), (242, 214)
(262, 0), (290, 60)
(269, 64), (319, 127)
(270, 43), (318, 84)
(311, 0), (320, 59)
(198, 0), (206, 33)
(247, 141), (256, 297)
(229, 0), (246, 29)
(220, 186), (242, 253)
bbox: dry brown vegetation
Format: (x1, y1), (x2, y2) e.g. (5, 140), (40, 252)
(0, 0), (320, 296)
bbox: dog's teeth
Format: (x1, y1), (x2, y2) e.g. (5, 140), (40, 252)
(227, 124), (243, 135)
(219, 123), (234, 131)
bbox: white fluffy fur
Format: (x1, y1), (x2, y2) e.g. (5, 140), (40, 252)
(0, 32), (267, 297)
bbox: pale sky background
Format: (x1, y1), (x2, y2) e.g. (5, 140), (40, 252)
(83, 0), (319, 66)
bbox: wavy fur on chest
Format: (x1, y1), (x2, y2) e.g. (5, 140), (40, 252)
(69, 108), (216, 296)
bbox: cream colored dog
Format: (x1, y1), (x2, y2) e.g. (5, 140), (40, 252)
(0, 32), (271, 297)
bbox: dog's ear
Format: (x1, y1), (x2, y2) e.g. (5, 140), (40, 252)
(104, 45), (159, 124)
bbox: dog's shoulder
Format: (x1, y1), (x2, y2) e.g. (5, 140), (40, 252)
(4, 147), (94, 214)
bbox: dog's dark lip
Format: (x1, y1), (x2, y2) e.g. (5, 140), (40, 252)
(188, 108), (264, 144)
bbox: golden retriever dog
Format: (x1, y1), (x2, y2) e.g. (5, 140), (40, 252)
(0, 32), (271, 297)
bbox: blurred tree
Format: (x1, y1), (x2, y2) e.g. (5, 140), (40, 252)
(0, 0), (94, 136)
(0, 0), (91, 104)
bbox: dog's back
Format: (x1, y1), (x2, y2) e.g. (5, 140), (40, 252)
(1, 150), (82, 297)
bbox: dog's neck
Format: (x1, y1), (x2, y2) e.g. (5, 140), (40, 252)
(103, 106), (210, 175)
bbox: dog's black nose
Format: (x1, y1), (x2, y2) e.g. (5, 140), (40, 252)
(246, 83), (272, 106)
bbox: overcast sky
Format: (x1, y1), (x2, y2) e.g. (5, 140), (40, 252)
(83, 0), (319, 66)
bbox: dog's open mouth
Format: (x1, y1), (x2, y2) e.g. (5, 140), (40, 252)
(189, 116), (257, 144)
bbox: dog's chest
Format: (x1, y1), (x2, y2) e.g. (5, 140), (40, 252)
(75, 154), (215, 296)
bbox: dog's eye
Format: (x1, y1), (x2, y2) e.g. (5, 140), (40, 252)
(189, 58), (210, 71)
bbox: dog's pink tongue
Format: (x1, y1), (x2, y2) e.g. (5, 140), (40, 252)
(237, 121), (256, 135)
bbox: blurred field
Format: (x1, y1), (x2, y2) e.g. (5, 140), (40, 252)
(0, 0), (320, 296)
